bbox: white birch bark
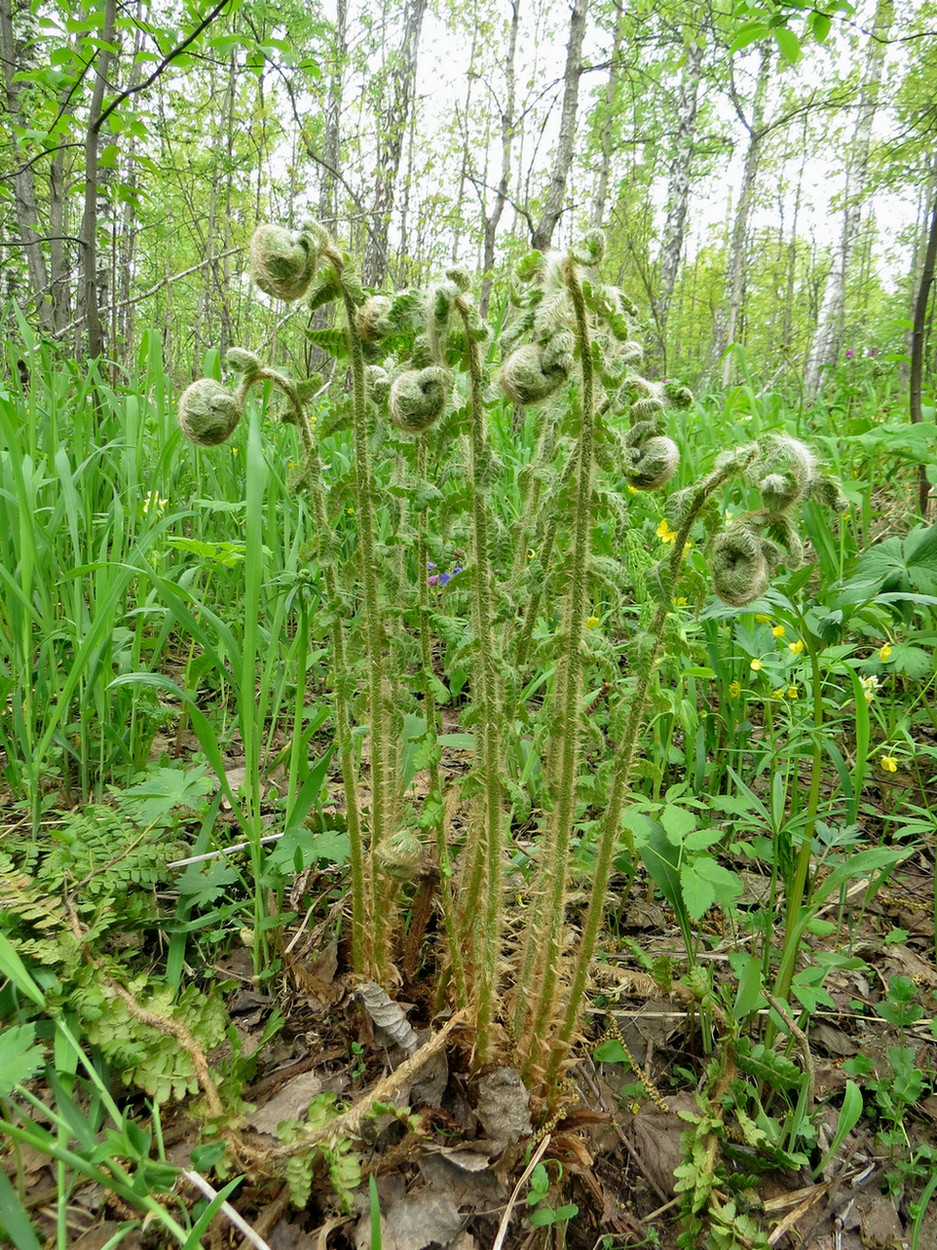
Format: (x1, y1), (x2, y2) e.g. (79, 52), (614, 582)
(802, 0), (893, 400)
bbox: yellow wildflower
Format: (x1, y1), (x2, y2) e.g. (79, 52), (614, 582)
(772, 625), (786, 638)
(142, 491), (167, 515)
(675, 596), (688, 607)
(755, 614), (772, 624)
(729, 680), (741, 698)
(656, 519), (677, 544)
(750, 658), (763, 672)
(585, 615), (601, 629)
(772, 687), (785, 699)
(879, 643), (893, 662)
(880, 755), (898, 773)
(346, 506), (355, 515)
(787, 686), (798, 699)
(860, 675), (880, 702)
(788, 639), (804, 655)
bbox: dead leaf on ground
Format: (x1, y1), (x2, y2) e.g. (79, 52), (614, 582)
(420, 1151), (505, 1210)
(475, 1067), (531, 1151)
(855, 1192), (905, 1249)
(267, 1217), (325, 1250)
(357, 981), (419, 1056)
(811, 1021), (859, 1057)
(244, 1072), (324, 1135)
(383, 1190), (463, 1250)
(881, 943), (937, 988)
(627, 1093), (698, 1199)
(70, 1225), (142, 1250)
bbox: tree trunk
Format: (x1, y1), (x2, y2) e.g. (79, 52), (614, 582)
(78, 0), (117, 360)
(591, 3), (625, 230)
(0, 0), (53, 333)
(709, 41), (771, 389)
(910, 188), (937, 518)
(802, 0), (892, 400)
(319, 0), (347, 227)
(530, 0), (588, 253)
(479, 0), (519, 318)
(362, 0), (428, 287)
(652, 35), (704, 373)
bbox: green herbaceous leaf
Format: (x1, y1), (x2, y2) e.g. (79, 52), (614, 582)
(847, 524), (937, 598)
(593, 1038), (630, 1065)
(119, 766), (214, 824)
(0, 934), (45, 1007)
(660, 804), (696, 845)
(0, 1171), (43, 1250)
(886, 642), (932, 680)
(681, 857), (742, 921)
(629, 812), (681, 913)
(267, 826), (349, 873)
(0, 1025), (45, 1095)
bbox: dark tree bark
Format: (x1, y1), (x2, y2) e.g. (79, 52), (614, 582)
(362, 0), (428, 287)
(77, 0), (117, 361)
(910, 188), (937, 518)
(530, 0), (588, 253)
(479, 0), (519, 317)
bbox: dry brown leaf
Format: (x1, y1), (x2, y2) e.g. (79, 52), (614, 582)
(244, 1072), (324, 1135)
(357, 981), (419, 1055)
(475, 1067), (532, 1151)
(855, 1192), (905, 1249)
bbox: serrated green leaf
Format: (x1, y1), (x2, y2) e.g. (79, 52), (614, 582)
(660, 804), (696, 844)
(0, 1025), (45, 1095)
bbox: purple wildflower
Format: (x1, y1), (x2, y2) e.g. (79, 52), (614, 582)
(427, 561), (436, 570)
(451, 566), (463, 575)
(868, 347), (878, 357)
(438, 572), (451, 587)
(427, 575), (439, 587)
(845, 349), (855, 359)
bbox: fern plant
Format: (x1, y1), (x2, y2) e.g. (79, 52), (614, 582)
(176, 219), (847, 1092)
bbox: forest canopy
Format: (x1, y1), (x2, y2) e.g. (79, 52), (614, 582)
(2, 0), (934, 394)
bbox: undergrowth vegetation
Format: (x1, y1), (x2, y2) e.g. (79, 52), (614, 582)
(2, 226), (937, 1249)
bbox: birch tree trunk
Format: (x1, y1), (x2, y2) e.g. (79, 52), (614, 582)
(708, 41), (771, 389)
(590, 3), (624, 230)
(802, 0), (893, 400)
(530, 0), (588, 253)
(651, 34), (704, 372)
(0, 0), (53, 333)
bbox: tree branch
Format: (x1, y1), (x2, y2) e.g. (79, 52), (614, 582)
(53, 245), (242, 337)
(94, 0), (232, 136)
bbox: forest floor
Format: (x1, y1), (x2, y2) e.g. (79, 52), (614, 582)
(5, 741), (937, 1250)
